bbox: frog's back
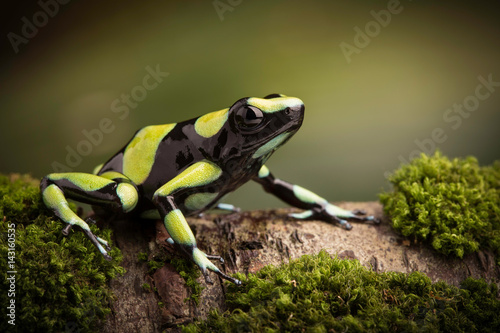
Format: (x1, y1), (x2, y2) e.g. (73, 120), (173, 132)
(97, 120), (205, 199)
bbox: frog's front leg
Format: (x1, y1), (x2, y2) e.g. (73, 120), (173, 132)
(254, 165), (380, 230)
(40, 172), (138, 259)
(153, 160), (241, 285)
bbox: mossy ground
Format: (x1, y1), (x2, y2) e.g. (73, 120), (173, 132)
(380, 152), (500, 263)
(183, 250), (500, 332)
(0, 174), (124, 332)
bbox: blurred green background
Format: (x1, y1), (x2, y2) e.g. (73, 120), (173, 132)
(1, 0), (499, 210)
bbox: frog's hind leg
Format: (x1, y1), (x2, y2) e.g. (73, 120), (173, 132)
(40, 172), (139, 259)
(254, 165), (380, 230)
(152, 161), (241, 285)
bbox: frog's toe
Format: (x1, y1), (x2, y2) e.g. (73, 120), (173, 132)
(290, 209), (353, 229)
(215, 203), (241, 213)
(336, 218), (353, 230)
(352, 209), (366, 215)
(368, 216), (381, 224)
(205, 253), (225, 264)
(346, 214), (381, 224)
(96, 236), (112, 251)
(200, 268), (214, 285)
(61, 223), (73, 235)
(324, 204), (380, 225)
(289, 210), (314, 219)
(200, 267), (242, 285)
(81, 229), (113, 260)
(214, 270), (242, 285)
(192, 248), (241, 285)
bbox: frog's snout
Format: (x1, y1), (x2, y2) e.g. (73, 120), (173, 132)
(286, 103), (305, 124)
(291, 103), (305, 114)
(286, 101), (303, 114)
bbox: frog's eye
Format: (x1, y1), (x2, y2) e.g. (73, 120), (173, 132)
(235, 106), (264, 129)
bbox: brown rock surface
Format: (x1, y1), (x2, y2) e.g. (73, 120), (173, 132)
(100, 202), (500, 332)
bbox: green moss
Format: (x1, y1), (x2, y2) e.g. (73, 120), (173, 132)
(142, 283), (153, 292)
(183, 251), (500, 332)
(170, 257), (204, 305)
(146, 256), (167, 273)
(137, 251), (148, 262)
(380, 152), (500, 262)
(0, 174), (124, 332)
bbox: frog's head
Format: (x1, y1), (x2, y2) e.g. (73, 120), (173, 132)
(194, 94), (304, 169)
(228, 94), (304, 158)
(219, 93), (304, 171)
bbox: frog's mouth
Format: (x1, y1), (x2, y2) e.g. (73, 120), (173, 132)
(251, 132), (294, 159)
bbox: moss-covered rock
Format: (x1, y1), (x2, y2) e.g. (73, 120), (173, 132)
(380, 152), (500, 263)
(183, 250), (500, 332)
(138, 251), (204, 305)
(0, 174), (124, 332)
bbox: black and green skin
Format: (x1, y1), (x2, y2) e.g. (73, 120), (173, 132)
(40, 94), (378, 285)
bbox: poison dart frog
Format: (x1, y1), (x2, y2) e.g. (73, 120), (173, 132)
(40, 94), (379, 285)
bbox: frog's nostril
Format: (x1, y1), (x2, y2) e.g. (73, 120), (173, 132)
(290, 104), (305, 114)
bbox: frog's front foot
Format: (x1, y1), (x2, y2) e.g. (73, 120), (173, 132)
(350, 209), (381, 224)
(290, 203), (380, 230)
(190, 247), (241, 285)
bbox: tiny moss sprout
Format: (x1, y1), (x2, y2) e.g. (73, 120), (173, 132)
(380, 151), (500, 263)
(142, 283), (153, 292)
(0, 174), (124, 332)
(183, 251), (500, 332)
(137, 251), (148, 262)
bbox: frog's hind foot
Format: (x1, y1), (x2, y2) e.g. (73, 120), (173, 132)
(201, 267), (242, 286)
(79, 227), (112, 260)
(291, 204), (380, 230)
(60, 222), (112, 259)
(213, 270), (242, 286)
(346, 212), (381, 225)
(192, 248), (241, 285)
